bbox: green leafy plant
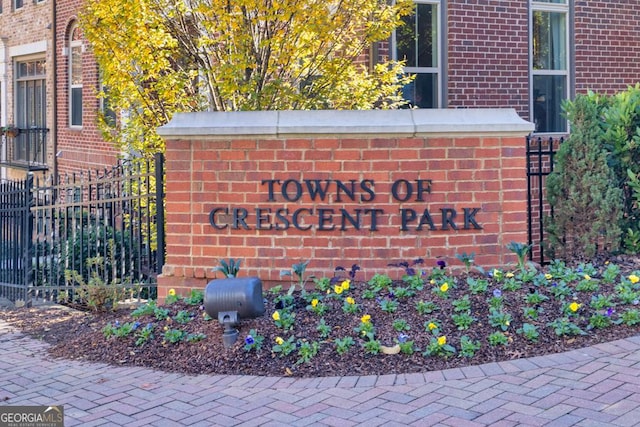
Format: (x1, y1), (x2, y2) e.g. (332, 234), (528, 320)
(517, 323), (540, 342)
(588, 313), (613, 329)
(455, 251), (476, 273)
(621, 309), (640, 326)
(174, 310), (193, 324)
(487, 331), (509, 346)
(392, 286), (415, 299)
(424, 319), (441, 335)
(432, 281), (451, 299)
(163, 328), (186, 344)
(280, 260), (315, 296)
(271, 310), (296, 331)
(362, 333), (382, 355)
(451, 313), (476, 330)
(314, 277), (331, 292)
(186, 333), (207, 342)
(415, 300), (438, 315)
(423, 336), (456, 358)
(367, 273), (393, 292)
(548, 318), (587, 336)
(213, 258), (242, 278)
(354, 317), (375, 337)
(334, 336), (355, 355)
(576, 277), (600, 292)
(183, 289), (204, 305)
(524, 290), (549, 305)
(306, 298), (329, 316)
(153, 307), (170, 321)
(392, 318), (410, 332)
(506, 241), (532, 271)
(590, 294), (615, 310)
(134, 323), (154, 346)
(523, 306), (543, 320)
(466, 277), (489, 294)
(342, 297), (359, 314)
(379, 298), (399, 313)
(459, 335), (481, 358)
(548, 282), (572, 300)
(243, 329), (264, 352)
(131, 300), (157, 318)
(316, 319), (332, 338)
(452, 295), (471, 312)
(297, 341), (320, 364)
(502, 277), (523, 292)
(272, 336), (297, 357)
(488, 309), (512, 331)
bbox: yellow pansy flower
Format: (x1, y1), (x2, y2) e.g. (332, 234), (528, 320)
(569, 302), (581, 312)
(545, 274), (552, 280)
(168, 288), (176, 296)
(334, 285), (344, 295)
(272, 311), (280, 321)
(346, 297), (355, 305)
(428, 322), (437, 331)
(430, 279), (436, 285)
(584, 274), (591, 280)
(311, 299), (319, 307)
(629, 274), (640, 284)
(275, 337), (284, 345)
(506, 272), (514, 278)
(437, 336), (447, 346)
(361, 314), (371, 324)
(440, 283), (449, 293)
(341, 280), (351, 290)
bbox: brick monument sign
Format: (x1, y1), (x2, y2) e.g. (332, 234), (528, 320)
(157, 109), (534, 299)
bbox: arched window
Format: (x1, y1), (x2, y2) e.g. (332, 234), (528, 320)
(69, 24), (83, 127)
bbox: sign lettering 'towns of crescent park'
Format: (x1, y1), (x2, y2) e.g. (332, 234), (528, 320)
(208, 178), (483, 232)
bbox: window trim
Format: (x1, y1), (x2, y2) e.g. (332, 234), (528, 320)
(69, 24), (83, 128)
(530, 0), (571, 134)
(391, 0), (443, 108)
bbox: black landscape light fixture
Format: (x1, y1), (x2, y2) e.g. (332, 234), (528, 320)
(203, 277), (265, 348)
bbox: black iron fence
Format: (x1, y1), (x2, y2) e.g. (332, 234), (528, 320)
(0, 177), (32, 303)
(0, 154), (164, 306)
(526, 135), (563, 265)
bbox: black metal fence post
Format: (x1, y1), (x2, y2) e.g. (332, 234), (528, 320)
(155, 153), (165, 275)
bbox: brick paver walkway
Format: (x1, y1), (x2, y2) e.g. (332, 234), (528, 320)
(1, 319), (640, 426)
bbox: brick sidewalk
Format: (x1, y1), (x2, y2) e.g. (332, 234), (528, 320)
(1, 320), (640, 426)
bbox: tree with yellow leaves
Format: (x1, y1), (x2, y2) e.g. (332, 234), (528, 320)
(81, 0), (413, 155)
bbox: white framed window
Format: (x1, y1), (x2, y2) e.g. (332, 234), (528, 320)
(14, 0), (23, 10)
(69, 24), (83, 127)
(531, 0), (570, 133)
(393, 0), (442, 108)
(15, 58), (46, 163)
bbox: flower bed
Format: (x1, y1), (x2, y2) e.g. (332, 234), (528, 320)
(37, 255), (640, 378)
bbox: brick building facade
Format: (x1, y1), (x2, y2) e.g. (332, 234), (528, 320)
(0, 0), (54, 181)
(54, 0), (119, 177)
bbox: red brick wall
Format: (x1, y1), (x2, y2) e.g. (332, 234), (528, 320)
(157, 110), (532, 298)
(446, 1), (530, 117)
(55, 0), (119, 177)
(574, 1), (640, 95)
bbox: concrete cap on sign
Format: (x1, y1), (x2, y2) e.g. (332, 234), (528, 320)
(157, 108), (534, 139)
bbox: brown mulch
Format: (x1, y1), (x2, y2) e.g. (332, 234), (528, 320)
(2, 254), (640, 378)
